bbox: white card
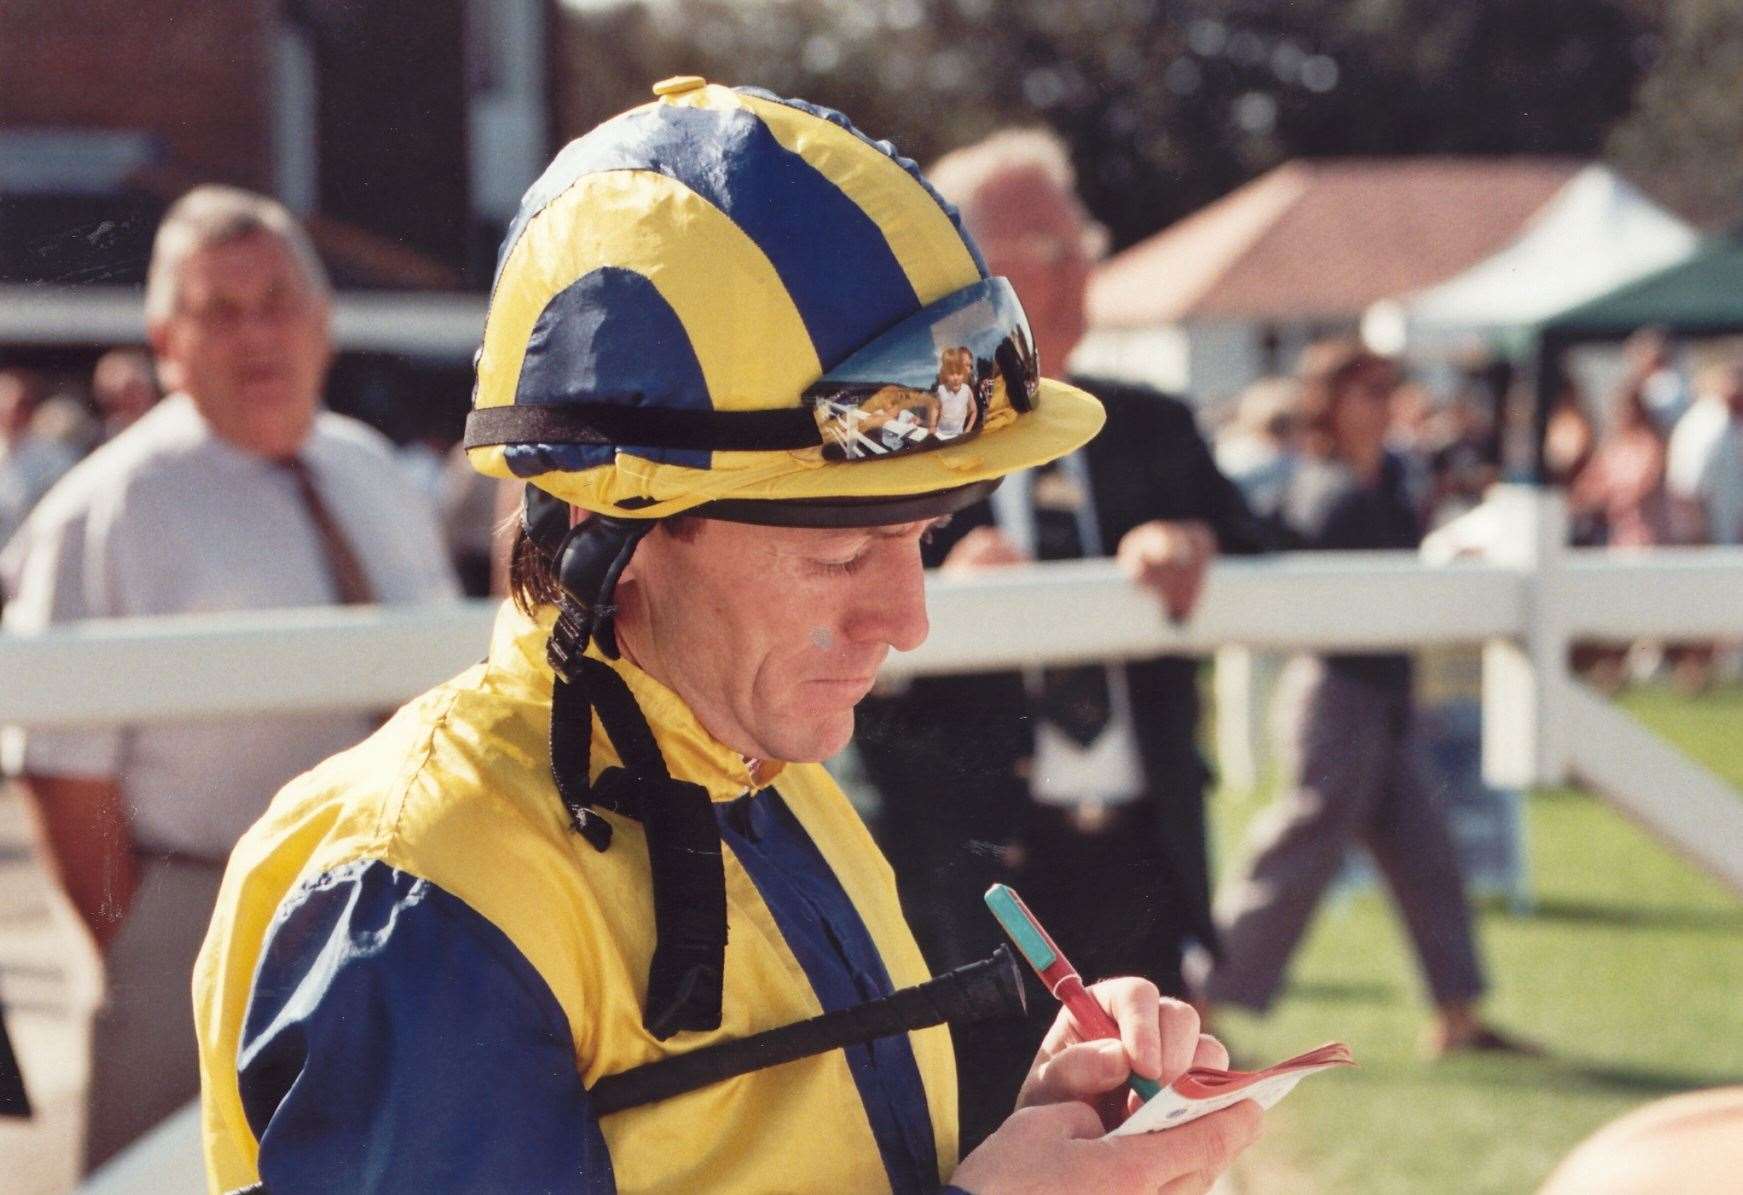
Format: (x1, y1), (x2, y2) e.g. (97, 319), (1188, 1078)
(1109, 1062), (1345, 1136)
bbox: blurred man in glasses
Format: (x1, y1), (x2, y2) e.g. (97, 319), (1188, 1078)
(857, 128), (1281, 1148)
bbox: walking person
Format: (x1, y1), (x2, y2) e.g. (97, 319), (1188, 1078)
(1200, 340), (1528, 1058)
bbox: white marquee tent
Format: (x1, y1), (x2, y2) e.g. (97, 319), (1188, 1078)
(1362, 164), (1698, 359)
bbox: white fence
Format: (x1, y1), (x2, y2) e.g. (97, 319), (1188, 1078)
(1, 555), (1519, 725)
(2, 487), (1740, 892)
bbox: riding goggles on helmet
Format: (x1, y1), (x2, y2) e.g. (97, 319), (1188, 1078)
(803, 276), (1038, 462)
(465, 275), (1040, 467)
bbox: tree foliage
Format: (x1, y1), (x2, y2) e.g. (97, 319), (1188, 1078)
(1608, 0), (1743, 230)
(557, 0), (1680, 248)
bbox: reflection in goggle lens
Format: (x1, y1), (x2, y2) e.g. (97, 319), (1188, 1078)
(803, 277), (1039, 463)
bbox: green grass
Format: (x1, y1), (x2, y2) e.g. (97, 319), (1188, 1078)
(1210, 684), (1743, 1194)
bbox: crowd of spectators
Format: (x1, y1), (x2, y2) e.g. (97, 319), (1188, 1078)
(1211, 353), (1504, 536)
(5, 282), (1736, 677)
(0, 350), (170, 556)
(1212, 326), (1743, 693)
(1540, 327), (1743, 564)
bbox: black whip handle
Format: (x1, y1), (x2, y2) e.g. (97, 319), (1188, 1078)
(590, 945), (1027, 1116)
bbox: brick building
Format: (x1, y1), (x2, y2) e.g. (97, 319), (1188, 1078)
(0, 0), (554, 289)
(0, 0), (553, 436)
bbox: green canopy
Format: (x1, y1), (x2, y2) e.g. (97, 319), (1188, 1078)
(1524, 233), (1743, 481)
(1539, 234), (1743, 340)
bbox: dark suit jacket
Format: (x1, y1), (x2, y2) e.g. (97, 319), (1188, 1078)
(857, 377), (1279, 959)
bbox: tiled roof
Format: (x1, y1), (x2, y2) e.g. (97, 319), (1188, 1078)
(1086, 158), (1581, 325)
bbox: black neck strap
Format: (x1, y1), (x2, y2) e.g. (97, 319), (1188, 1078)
(551, 654), (728, 1039)
(530, 498), (727, 1037)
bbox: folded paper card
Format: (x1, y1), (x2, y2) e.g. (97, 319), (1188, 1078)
(1110, 1042), (1354, 1137)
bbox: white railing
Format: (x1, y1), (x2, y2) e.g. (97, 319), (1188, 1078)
(2, 487), (1741, 891)
(0, 554), (1521, 727)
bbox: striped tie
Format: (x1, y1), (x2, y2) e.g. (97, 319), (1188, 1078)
(279, 456), (375, 606)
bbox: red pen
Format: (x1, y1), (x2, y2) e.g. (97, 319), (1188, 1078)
(984, 883), (1162, 1100)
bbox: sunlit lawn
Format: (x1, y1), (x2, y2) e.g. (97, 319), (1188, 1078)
(1210, 683), (1743, 1194)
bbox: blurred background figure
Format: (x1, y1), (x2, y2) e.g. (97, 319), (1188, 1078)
(29, 392), (101, 463)
(1382, 378), (1438, 513)
(1386, 379), (1500, 530)
(1569, 381), (1671, 551)
(393, 426), (448, 509)
(1567, 370), (1673, 689)
(438, 447), (510, 597)
(855, 126), (1279, 1149)
(1543, 384), (1599, 493)
(1667, 360), (1743, 549)
(1658, 360), (1743, 691)
(1214, 375), (1301, 515)
(1426, 385), (1502, 526)
(1619, 325), (1692, 435)
(0, 185), (457, 1171)
(1537, 1087), (1743, 1195)
(89, 350), (160, 441)
(0, 370), (81, 557)
(1200, 340), (1525, 1058)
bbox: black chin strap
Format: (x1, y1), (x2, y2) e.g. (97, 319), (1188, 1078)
(531, 492), (727, 1038)
(552, 658), (727, 1039)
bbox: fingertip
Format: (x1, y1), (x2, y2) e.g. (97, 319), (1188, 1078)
(1117, 985), (1164, 1078)
(1156, 998), (1202, 1080)
(1030, 1038), (1134, 1107)
(1193, 1032), (1230, 1072)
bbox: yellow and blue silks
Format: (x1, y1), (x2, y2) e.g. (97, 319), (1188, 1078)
(194, 602), (958, 1193)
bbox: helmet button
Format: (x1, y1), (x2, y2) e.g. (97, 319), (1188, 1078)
(652, 75), (707, 98)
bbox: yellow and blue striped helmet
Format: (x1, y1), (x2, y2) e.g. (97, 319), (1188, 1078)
(464, 77), (1104, 524)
